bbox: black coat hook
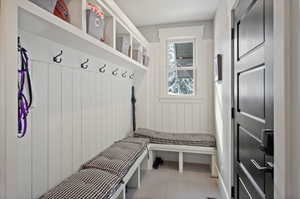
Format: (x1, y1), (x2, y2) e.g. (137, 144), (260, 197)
(53, 50), (63, 63)
(122, 71), (127, 78)
(129, 73), (135, 79)
(99, 64), (107, 73)
(112, 68), (119, 76)
(81, 58), (89, 69)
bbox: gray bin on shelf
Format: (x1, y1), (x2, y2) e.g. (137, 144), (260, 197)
(29, 0), (58, 13)
(86, 9), (105, 40)
(133, 49), (142, 63)
(143, 55), (150, 67)
(116, 35), (131, 56)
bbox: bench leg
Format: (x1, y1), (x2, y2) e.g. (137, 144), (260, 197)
(127, 167), (140, 189)
(211, 154), (218, 178)
(115, 184), (126, 199)
(123, 185), (126, 199)
(147, 150), (153, 170)
(137, 165), (141, 189)
(179, 152), (183, 173)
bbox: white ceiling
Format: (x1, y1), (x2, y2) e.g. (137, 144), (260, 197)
(114, 0), (219, 27)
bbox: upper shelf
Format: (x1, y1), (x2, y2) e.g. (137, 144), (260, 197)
(17, 0), (148, 71)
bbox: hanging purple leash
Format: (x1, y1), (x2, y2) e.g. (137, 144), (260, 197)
(18, 37), (33, 138)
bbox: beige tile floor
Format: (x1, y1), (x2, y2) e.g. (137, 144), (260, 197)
(126, 161), (220, 199)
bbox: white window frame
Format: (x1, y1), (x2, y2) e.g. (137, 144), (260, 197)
(166, 38), (196, 96)
(158, 26), (203, 101)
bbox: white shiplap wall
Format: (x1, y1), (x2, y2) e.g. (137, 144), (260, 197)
(17, 31), (133, 198)
(0, 17), (5, 199)
(139, 41), (214, 134)
(137, 38), (215, 163)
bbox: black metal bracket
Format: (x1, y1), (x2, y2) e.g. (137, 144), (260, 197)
(112, 68), (119, 76)
(17, 37), (21, 52)
(99, 64), (107, 73)
(122, 71), (127, 78)
(81, 58), (89, 69)
(129, 73), (134, 79)
(53, 50), (63, 63)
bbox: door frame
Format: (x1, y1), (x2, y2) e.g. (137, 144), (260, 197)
(229, 0), (291, 198)
(0, 0), (18, 198)
(230, 6), (236, 199)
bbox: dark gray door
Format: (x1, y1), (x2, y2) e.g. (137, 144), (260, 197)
(233, 0), (274, 198)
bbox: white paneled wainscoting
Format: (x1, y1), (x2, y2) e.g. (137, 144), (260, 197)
(136, 36), (215, 164)
(17, 30), (133, 198)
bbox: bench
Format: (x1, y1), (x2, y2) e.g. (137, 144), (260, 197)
(134, 128), (218, 177)
(40, 137), (149, 199)
(40, 130), (217, 199)
(147, 144), (217, 177)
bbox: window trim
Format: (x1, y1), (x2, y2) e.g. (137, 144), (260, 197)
(166, 38), (197, 96)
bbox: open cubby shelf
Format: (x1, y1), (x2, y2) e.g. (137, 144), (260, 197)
(18, 0), (149, 71)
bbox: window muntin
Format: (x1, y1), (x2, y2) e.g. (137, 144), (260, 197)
(167, 39), (195, 96)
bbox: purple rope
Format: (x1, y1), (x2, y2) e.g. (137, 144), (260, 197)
(17, 46), (30, 138)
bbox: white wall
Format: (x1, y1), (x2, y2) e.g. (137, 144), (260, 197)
(0, 10), (5, 199)
(273, 0), (291, 198)
(136, 26), (215, 164)
(142, 43), (214, 134)
(16, 30), (133, 198)
(288, 0), (300, 197)
(213, 0), (232, 198)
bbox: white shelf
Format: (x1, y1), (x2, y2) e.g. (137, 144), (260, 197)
(17, 0), (148, 72)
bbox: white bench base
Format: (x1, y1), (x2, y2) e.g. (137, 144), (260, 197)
(111, 143), (218, 199)
(110, 149), (148, 199)
(147, 143), (218, 178)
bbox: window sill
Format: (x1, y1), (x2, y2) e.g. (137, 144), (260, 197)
(159, 96), (204, 104)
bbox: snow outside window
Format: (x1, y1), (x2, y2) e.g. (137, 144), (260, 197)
(167, 39), (196, 96)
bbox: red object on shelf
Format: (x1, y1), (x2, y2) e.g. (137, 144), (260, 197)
(87, 2), (104, 17)
(54, 0), (70, 22)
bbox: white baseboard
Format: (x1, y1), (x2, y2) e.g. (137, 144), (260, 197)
(217, 167), (230, 199)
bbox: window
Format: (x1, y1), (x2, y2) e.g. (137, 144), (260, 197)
(167, 39), (195, 96)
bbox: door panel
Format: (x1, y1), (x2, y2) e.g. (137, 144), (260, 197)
(238, 66), (265, 120)
(233, 0), (273, 198)
(238, 125), (265, 191)
(238, 176), (254, 199)
(237, 170), (264, 199)
(238, 0), (265, 58)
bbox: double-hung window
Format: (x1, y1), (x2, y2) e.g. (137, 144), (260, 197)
(167, 39), (196, 96)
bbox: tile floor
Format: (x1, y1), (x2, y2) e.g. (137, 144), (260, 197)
(126, 161), (220, 199)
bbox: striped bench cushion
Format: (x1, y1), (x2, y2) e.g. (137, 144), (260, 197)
(82, 156), (131, 177)
(100, 144), (141, 161)
(134, 128), (216, 147)
(113, 141), (147, 163)
(82, 142), (145, 177)
(119, 137), (149, 147)
(114, 141), (144, 151)
(40, 169), (121, 199)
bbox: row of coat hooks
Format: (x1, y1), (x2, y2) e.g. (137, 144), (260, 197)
(53, 50), (135, 79)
